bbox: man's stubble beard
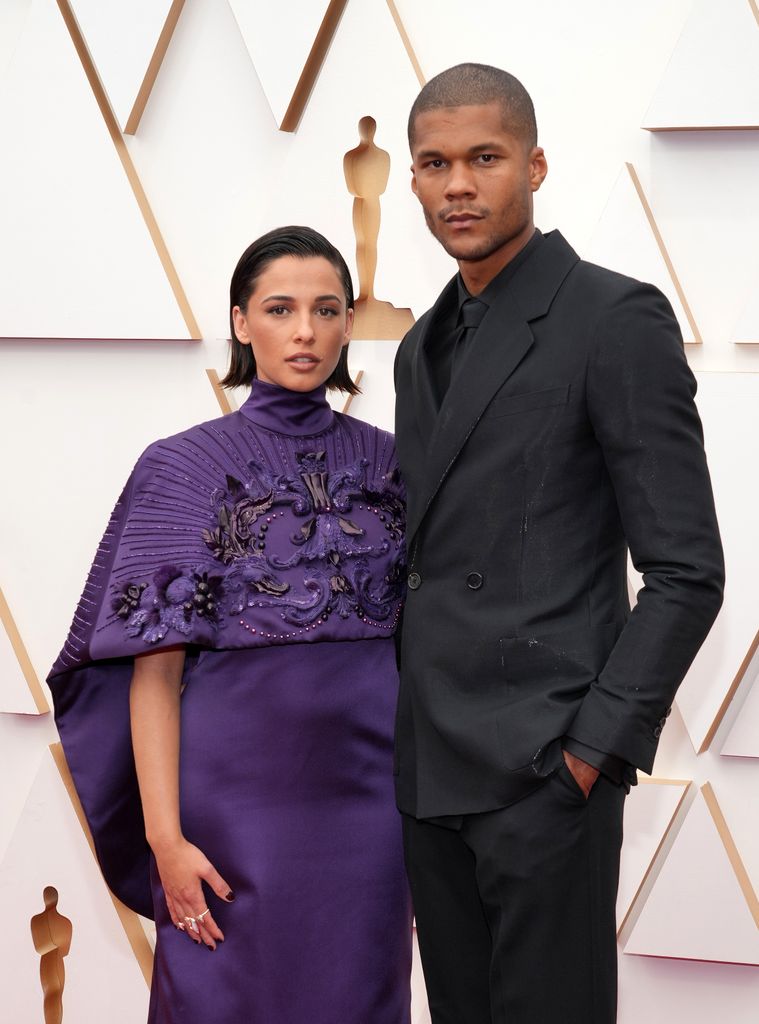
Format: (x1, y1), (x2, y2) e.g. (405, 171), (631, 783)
(421, 203), (529, 265)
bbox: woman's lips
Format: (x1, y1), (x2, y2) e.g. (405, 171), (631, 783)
(285, 354), (321, 368)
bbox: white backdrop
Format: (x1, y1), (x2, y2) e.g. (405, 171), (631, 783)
(1, 1), (759, 1020)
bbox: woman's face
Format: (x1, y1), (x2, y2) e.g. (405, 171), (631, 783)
(232, 255), (353, 392)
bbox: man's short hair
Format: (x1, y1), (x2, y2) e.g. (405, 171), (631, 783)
(408, 63), (537, 150)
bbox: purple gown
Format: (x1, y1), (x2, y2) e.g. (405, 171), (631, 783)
(48, 381), (412, 1023)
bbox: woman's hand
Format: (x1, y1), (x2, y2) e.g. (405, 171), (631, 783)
(152, 835), (233, 950)
(129, 649), (233, 950)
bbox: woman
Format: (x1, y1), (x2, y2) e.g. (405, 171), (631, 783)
(48, 226), (411, 1022)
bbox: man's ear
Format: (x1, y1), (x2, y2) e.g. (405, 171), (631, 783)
(410, 165), (419, 199)
(529, 147), (548, 193)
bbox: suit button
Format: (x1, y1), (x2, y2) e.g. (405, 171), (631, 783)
(653, 725), (662, 738)
(408, 572), (422, 590)
(466, 572), (484, 590)
(665, 707), (672, 717)
(659, 717), (667, 728)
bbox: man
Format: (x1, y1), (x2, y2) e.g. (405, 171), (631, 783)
(393, 63), (724, 1024)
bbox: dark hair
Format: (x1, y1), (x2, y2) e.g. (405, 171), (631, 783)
(221, 225), (359, 395)
(408, 63), (537, 150)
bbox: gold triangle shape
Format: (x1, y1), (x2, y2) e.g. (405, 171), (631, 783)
(50, 742), (154, 986)
(385, 0), (425, 86)
(622, 783), (759, 962)
(124, 0), (186, 135)
(701, 781), (759, 927)
(625, 163), (703, 344)
(279, 0), (349, 132)
(206, 368), (237, 415)
(698, 627), (759, 753)
(0, 587), (49, 714)
(56, 0), (200, 338)
(342, 368), (364, 413)
(617, 778), (692, 937)
(261, 0), (424, 133)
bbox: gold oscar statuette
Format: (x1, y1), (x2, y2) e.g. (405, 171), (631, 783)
(30, 887), (73, 1024)
(343, 116), (414, 340)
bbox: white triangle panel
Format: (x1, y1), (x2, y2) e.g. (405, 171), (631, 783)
(0, 0), (189, 338)
(675, 373), (759, 753)
(0, 719), (48, 865)
(732, 286), (759, 343)
(616, 780), (690, 930)
(69, 0), (179, 133)
(342, 342), (399, 433)
(644, 0), (759, 130)
(586, 164), (698, 344)
(118, 0), (292, 340)
(0, 608), (42, 715)
(721, 644), (759, 757)
(264, 0), (450, 320)
(228, 0), (333, 128)
(0, 0), (31, 81)
(624, 787), (759, 964)
(0, 750), (148, 1021)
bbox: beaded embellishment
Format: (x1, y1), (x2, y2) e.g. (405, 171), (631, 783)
(113, 442), (405, 645)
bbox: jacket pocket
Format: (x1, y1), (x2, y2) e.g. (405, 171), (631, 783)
(496, 622), (619, 770)
(486, 384), (570, 418)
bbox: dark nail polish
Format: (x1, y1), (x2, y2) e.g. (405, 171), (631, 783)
(225, 891), (235, 902)
(206, 945), (215, 951)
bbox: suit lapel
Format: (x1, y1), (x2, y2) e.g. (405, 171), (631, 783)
(406, 231), (580, 546)
(410, 276), (458, 444)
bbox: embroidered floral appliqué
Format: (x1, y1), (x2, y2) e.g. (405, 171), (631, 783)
(115, 566), (227, 644)
(115, 447), (405, 644)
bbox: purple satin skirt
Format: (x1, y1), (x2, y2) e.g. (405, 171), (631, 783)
(147, 638), (412, 1023)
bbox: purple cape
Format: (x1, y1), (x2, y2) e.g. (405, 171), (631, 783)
(48, 382), (406, 920)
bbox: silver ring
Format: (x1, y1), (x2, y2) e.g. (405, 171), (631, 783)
(184, 916), (199, 933)
(197, 908), (210, 922)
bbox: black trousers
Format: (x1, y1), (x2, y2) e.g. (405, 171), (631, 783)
(403, 763), (626, 1024)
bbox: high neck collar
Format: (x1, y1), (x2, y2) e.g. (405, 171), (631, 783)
(238, 379), (335, 436)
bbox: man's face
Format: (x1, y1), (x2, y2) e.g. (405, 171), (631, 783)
(410, 102), (547, 277)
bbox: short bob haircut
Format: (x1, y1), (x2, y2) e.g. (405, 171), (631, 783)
(221, 225), (359, 395)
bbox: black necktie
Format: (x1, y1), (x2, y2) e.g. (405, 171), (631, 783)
(451, 297), (487, 379)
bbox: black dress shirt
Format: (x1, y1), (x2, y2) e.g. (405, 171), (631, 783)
(428, 229), (545, 405)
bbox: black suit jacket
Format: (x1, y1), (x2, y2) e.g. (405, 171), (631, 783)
(393, 230), (724, 819)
